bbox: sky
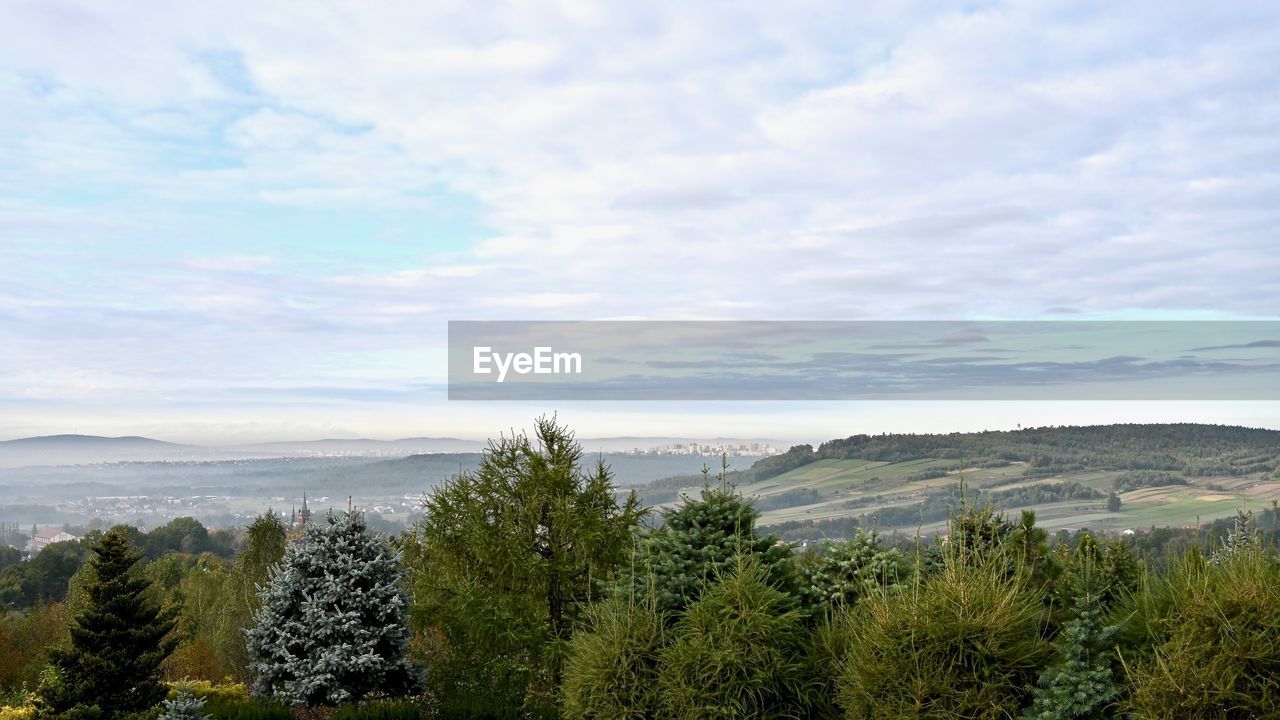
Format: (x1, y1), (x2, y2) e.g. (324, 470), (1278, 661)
(1, 1), (1279, 443)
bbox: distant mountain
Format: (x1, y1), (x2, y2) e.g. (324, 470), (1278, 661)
(0, 432), (784, 469)
(0, 435), (203, 468)
(0, 434), (185, 447)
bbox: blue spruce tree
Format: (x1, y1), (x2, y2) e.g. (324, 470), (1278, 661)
(246, 510), (419, 705)
(1023, 569), (1120, 720)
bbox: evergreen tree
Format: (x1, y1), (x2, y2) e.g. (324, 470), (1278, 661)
(408, 417), (644, 714)
(796, 530), (910, 612)
(1023, 570), (1121, 720)
(157, 691), (211, 720)
(613, 479), (794, 617)
(656, 556), (808, 720)
(40, 528), (177, 720)
(246, 510), (418, 706)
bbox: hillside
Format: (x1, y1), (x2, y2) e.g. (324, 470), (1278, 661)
(639, 424), (1280, 539)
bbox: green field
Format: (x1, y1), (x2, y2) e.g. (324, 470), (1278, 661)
(652, 459), (1280, 537)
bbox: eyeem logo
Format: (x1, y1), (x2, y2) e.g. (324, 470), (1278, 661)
(472, 346), (583, 382)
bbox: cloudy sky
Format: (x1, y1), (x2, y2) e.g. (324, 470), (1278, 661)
(2, 1), (1279, 442)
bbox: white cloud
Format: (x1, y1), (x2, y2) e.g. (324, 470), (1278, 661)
(2, 0), (1280, 436)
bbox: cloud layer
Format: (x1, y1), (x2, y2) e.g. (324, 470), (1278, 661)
(2, 1), (1279, 437)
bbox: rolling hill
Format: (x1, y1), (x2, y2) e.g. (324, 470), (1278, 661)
(637, 424), (1280, 539)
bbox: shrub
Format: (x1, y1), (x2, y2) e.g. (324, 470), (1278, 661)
(656, 557), (809, 719)
(164, 685), (247, 705)
(330, 700), (432, 720)
(1122, 545), (1280, 718)
(0, 706), (35, 720)
(197, 699), (289, 720)
(836, 554), (1051, 719)
(560, 596), (664, 720)
(157, 693), (209, 720)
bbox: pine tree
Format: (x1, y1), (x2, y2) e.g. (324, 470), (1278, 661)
(245, 510), (419, 706)
(613, 480), (795, 617)
(40, 528), (177, 720)
(1023, 571), (1121, 720)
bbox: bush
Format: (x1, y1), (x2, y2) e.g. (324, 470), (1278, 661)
(1122, 545), (1280, 718)
(164, 684), (247, 705)
(330, 700), (433, 720)
(560, 596), (664, 720)
(157, 693), (209, 720)
(836, 554), (1051, 719)
(197, 699), (288, 720)
(656, 557), (809, 719)
(0, 706), (35, 720)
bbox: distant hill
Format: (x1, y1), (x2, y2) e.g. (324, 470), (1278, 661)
(0, 434), (203, 467)
(639, 423), (1280, 539)
(0, 434), (185, 447)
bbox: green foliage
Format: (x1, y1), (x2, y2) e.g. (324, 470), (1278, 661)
(1122, 543), (1280, 718)
(656, 557), (809, 720)
(408, 417), (644, 715)
(158, 693), (209, 720)
(246, 511), (418, 706)
(836, 552), (1051, 719)
(329, 700), (433, 720)
(204, 512), (287, 680)
(796, 531), (911, 612)
(39, 528), (178, 720)
(0, 541), (88, 608)
(614, 481), (795, 617)
(0, 603), (71, 693)
(1023, 572), (1121, 720)
(1054, 534), (1138, 612)
(560, 596), (664, 720)
(196, 698), (289, 720)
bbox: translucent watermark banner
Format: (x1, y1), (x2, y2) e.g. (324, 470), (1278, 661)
(447, 321), (1280, 401)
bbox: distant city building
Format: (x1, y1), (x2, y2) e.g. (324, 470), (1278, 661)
(26, 527), (79, 554)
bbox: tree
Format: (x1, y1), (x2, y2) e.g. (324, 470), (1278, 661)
(40, 528), (177, 720)
(1107, 493), (1121, 513)
(1124, 543), (1280, 717)
(1023, 570), (1121, 720)
(656, 556), (809, 720)
(157, 691), (211, 720)
(837, 552), (1051, 718)
(796, 531), (910, 613)
(561, 595), (665, 720)
(246, 510), (418, 706)
(409, 417), (645, 714)
(208, 511), (287, 679)
(613, 479), (795, 617)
